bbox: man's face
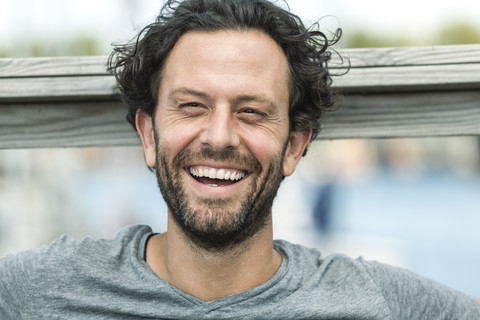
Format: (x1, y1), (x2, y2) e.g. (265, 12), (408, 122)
(137, 29), (311, 250)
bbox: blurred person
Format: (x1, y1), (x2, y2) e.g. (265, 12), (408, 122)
(312, 181), (335, 234)
(1, 0), (479, 319)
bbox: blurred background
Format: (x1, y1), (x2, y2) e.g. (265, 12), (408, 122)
(1, 0), (480, 297)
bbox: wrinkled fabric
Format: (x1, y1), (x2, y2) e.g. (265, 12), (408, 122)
(1, 225), (479, 319)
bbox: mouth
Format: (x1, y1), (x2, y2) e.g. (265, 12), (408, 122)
(188, 166), (249, 187)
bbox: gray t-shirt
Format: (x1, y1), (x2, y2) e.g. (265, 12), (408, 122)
(1, 225), (479, 319)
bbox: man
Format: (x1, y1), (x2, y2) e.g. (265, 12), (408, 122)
(1, 0), (479, 318)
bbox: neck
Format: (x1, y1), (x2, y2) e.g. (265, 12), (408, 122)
(146, 215), (282, 301)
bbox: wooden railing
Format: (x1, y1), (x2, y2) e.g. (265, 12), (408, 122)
(1, 44), (479, 149)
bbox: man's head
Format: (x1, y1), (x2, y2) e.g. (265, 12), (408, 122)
(109, 0), (337, 144)
(108, 0), (338, 251)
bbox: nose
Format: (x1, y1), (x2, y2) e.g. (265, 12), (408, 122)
(199, 107), (240, 151)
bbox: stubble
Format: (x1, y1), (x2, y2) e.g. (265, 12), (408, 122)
(154, 132), (287, 252)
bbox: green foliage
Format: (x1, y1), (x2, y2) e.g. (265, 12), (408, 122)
(345, 21), (480, 48)
(1, 21), (479, 55)
(436, 22), (480, 45)
(0, 36), (105, 57)
(345, 31), (417, 48)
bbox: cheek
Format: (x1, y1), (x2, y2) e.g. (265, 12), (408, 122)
(162, 131), (194, 158)
(241, 129), (288, 169)
(157, 120), (201, 158)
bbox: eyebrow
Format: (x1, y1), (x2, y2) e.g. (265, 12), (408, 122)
(168, 88), (209, 101)
(234, 95), (271, 105)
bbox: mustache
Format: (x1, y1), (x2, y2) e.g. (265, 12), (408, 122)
(172, 147), (262, 173)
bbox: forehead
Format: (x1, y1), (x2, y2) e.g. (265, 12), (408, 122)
(159, 29), (290, 106)
(166, 28), (288, 70)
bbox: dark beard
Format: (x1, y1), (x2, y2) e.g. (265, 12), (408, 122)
(154, 132), (286, 252)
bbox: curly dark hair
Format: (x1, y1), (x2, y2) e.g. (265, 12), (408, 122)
(108, 0), (341, 145)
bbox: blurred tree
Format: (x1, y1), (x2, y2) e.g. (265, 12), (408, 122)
(345, 31), (415, 48)
(0, 36), (103, 57)
(62, 36), (102, 56)
(436, 22), (480, 45)
(345, 21), (480, 48)
(1, 21), (479, 55)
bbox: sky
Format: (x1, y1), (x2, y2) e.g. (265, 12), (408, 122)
(1, 0), (480, 55)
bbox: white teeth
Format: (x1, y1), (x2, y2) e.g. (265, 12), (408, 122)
(217, 169), (225, 179)
(208, 168), (216, 179)
(189, 167), (246, 181)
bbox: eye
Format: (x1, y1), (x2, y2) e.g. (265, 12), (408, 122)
(238, 108), (265, 123)
(180, 102), (208, 117)
(182, 102), (201, 108)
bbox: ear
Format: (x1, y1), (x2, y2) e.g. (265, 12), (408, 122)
(135, 111), (157, 168)
(282, 130), (312, 176)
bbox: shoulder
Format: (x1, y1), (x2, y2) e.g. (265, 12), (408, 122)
(274, 239), (377, 288)
(275, 240), (445, 289)
(23, 224), (153, 262)
(1, 224), (153, 281)
(274, 239), (368, 276)
(272, 241), (394, 318)
(0, 225), (154, 318)
(273, 239), (325, 265)
(359, 258), (480, 318)
(51, 224), (152, 256)
(273, 241), (480, 319)
(45, 224), (153, 269)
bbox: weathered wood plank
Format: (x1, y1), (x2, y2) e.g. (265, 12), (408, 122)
(2, 62), (479, 102)
(334, 44), (480, 68)
(322, 90), (480, 139)
(0, 76), (119, 102)
(1, 45), (479, 78)
(333, 63), (480, 92)
(1, 44), (479, 148)
(0, 56), (108, 78)
(0, 101), (139, 148)
(1, 90), (479, 149)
